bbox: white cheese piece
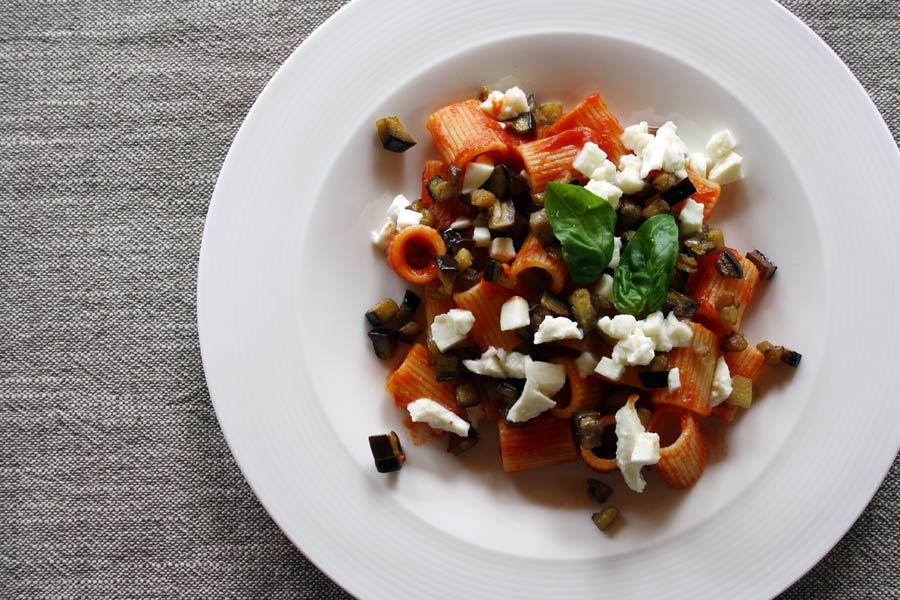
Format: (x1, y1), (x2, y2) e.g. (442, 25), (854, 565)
(598, 314), (638, 341)
(386, 194), (411, 222)
(479, 86), (529, 120)
(396, 208), (423, 230)
(608, 236), (622, 269)
(533, 316), (584, 344)
(584, 178), (623, 209)
(370, 221), (395, 248)
(709, 356), (734, 407)
(678, 198), (705, 236)
(500, 296), (530, 331)
(573, 142), (608, 179)
(502, 351), (528, 379)
(637, 311), (664, 341)
(622, 121), (654, 154)
(575, 352), (599, 379)
(640, 121), (688, 179)
(591, 159), (617, 183)
(705, 129), (738, 160)
(594, 356), (625, 381)
(661, 312), (693, 350)
(594, 273), (614, 301)
(473, 226), (492, 248)
(687, 152), (710, 178)
(449, 218), (472, 230)
(612, 329), (656, 366)
(708, 151), (744, 185)
(430, 309), (475, 352)
(462, 160), (495, 194)
(668, 367), (682, 393)
(615, 401), (660, 493)
(407, 398), (470, 437)
(462, 348), (506, 378)
(614, 154), (645, 194)
(506, 379), (556, 423)
(524, 358), (566, 395)
(490, 237), (516, 263)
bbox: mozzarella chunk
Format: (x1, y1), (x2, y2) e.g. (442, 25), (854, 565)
(407, 399), (470, 437)
(615, 401), (660, 493)
(598, 314), (638, 340)
(490, 237), (516, 263)
(506, 379), (556, 423)
(594, 356), (624, 381)
(678, 198), (705, 236)
(575, 352), (599, 379)
(533, 316), (583, 344)
(709, 356), (734, 406)
(430, 309), (475, 352)
(473, 226), (492, 248)
(573, 142), (608, 179)
(687, 152), (710, 178)
(449, 218), (472, 230)
(622, 121), (654, 154)
(396, 208), (423, 230)
(386, 194), (412, 222)
(502, 351), (528, 379)
(608, 236), (622, 269)
(584, 179), (622, 209)
(461, 160), (495, 194)
(370, 221), (395, 247)
(612, 329), (656, 366)
(668, 367), (682, 392)
(594, 273), (614, 301)
(640, 121), (688, 179)
(479, 86), (529, 120)
(708, 151), (744, 185)
(500, 296), (530, 331)
(524, 358), (566, 395)
(705, 129), (738, 160)
(661, 312), (693, 350)
(462, 348), (506, 378)
(614, 154), (645, 194)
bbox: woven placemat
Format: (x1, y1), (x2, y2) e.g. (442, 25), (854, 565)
(1, 1), (897, 598)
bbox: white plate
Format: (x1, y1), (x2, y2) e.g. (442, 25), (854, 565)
(197, 1), (900, 597)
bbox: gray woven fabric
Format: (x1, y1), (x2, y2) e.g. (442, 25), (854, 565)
(0, 1), (896, 598)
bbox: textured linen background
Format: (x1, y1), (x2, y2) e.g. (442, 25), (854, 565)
(1, 1), (897, 598)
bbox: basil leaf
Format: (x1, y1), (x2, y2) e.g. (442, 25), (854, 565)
(613, 214), (679, 316)
(544, 182), (617, 284)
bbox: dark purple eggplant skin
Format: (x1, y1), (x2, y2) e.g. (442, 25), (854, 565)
(660, 177), (697, 204)
(638, 370), (670, 389)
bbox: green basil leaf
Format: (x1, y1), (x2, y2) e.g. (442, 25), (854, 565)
(544, 182), (617, 285)
(613, 214), (679, 316)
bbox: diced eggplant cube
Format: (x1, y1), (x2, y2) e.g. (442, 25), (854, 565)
(368, 431), (405, 473)
(587, 478), (613, 504)
(715, 248), (744, 279)
(454, 382), (480, 409)
(375, 116), (416, 153)
(426, 175), (456, 203)
(573, 410), (607, 449)
(781, 349), (802, 368)
(368, 328), (399, 360)
(747, 249), (778, 280)
(540, 290), (571, 318)
(447, 428), (480, 455)
(592, 506), (620, 531)
(397, 321), (422, 344)
(663, 290), (700, 319)
(638, 369), (670, 389)
(568, 288), (597, 331)
(529, 208), (558, 248)
(435, 353), (467, 382)
(660, 177), (697, 203)
(488, 199), (516, 231)
(365, 298), (400, 328)
(395, 290), (422, 324)
(441, 228), (476, 254)
(482, 165), (511, 198)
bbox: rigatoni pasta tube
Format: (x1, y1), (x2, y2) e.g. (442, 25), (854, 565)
(546, 92), (627, 164)
(515, 127), (596, 193)
(420, 160), (470, 231)
(426, 99), (517, 167)
(498, 413), (578, 473)
(509, 233), (568, 294)
(579, 414), (618, 473)
(385, 224), (447, 285)
(652, 321), (719, 416)
(691, 250), (761, 337)
(386, 344), (463, 439)
(673, 170), (722, 221)
(550, 359), (606, 419)
(453, 279), (521, 352)
(647, 406), (709, 489)
(724, 343), (766, 381)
